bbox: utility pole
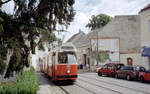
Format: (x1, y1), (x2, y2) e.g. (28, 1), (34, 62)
(96, 30), (99, 65)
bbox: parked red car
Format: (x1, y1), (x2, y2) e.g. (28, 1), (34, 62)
(115, 66), (146, 81)
(139, 69), (150, 82)
(98, 63), (124, 77)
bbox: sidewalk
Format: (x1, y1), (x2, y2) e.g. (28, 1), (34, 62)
(37, 72), (66, 94)
(37, 85), (52, 94)
(78, 69), (91, 73)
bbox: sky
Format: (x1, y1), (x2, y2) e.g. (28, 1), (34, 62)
(1, 0), (150, 42)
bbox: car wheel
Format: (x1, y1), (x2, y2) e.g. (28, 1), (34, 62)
(115, 74), (118, 78)
(111, 73), (115, 77)
(98, 72), (102, 76)
(140, 76), (145, 83)
(127, 75), (131, 81)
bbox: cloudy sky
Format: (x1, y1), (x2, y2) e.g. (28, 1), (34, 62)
(2, 0), (150, 42)
(62, 0), (150, 42)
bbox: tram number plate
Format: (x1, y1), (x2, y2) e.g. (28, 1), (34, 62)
(67, 65), (71, 69)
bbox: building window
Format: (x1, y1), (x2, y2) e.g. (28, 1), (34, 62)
(148, 20), (150, 32)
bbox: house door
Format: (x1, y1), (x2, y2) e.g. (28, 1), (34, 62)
(127, 57), (133, 66)
(83, 54), (87, 64)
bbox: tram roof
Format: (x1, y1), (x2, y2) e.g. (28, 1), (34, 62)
(51, 42), (77, 52)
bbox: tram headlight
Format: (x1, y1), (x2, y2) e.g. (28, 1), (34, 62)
(67, 70), (70, 74)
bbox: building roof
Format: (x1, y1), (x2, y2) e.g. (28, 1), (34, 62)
(66, 29), (86, 48)
(67, 29), (85, 43)
(139, 3), (150, 13)
(67, 33), (79, 42)
(73, 28), (104, 48)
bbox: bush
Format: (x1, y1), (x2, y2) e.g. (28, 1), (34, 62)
(0, 67), (39, 94)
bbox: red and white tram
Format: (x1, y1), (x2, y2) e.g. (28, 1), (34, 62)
(41, 43), (78, 82)
(39, 58), (44, 73)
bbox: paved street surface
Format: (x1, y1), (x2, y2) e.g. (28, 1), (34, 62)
(37, 72), (150, 94)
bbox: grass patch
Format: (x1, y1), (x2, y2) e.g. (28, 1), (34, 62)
(0, 67), (39, 94)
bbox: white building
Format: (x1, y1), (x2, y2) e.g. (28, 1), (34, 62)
(139, 4), (150, 69)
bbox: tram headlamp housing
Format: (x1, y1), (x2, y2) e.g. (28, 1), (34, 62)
(67, 70), (70, 74)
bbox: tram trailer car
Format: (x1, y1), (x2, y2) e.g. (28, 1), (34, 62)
(43, 54), (49, 74)
(46, 43), (78, 82)
(40, 58), (44, 73)
(39, 60), (43, 72)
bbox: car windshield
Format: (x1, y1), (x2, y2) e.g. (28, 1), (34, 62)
(58, 52), (77, 64)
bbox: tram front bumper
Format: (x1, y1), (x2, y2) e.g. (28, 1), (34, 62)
(56, 75), (78, 79)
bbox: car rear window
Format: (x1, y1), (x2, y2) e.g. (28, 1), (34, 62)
(123, 66), (133, 70)
(128, 67), (133, 70)
(117, 64), (124, 70)
(136, 67), (146, 72)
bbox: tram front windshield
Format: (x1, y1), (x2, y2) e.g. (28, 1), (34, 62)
(58, 52), (77, 64)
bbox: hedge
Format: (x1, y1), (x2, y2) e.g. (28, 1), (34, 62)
(0, 67), (39, 94)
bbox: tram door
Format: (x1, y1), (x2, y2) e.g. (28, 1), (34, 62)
(52, 52), (56, 78)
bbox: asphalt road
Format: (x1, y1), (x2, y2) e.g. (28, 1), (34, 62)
(37, 72), (150, 94)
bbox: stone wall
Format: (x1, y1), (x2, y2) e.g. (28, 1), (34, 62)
(120, 53), (141, 66)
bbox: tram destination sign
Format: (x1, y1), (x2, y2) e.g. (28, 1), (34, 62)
(61, 46), (74, 50)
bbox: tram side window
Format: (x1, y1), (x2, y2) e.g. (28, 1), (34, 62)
(52, 52), (56, 63)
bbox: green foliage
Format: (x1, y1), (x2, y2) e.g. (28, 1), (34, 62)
(0, 17), (3, 23)
(39, 29), (56, 43)
(0, 0), (75, 78)
(0, 67), (39, 94)
(38, 42), (45, 51)
(13, 0), (75, 31)
(86, 14), (111, 31)
(91, 52), (110, 63)
(38, 29), (57, 51)
(0, 17), (3, 32)
(0, 44), (7, 74)
(57, 38), (62, 46)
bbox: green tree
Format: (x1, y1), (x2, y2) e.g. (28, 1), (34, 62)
(86, 14), (111, 31)
(0, 0), (75, 78)
(91, 52), (110, 63)
(87, 14), (111, 65)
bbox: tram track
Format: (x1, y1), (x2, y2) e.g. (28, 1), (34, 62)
(58, 86), (70, 94)
(77, 78), (122, 94)
(74, 83), (97, 94)
(79, 75), (150, 94)
(58, 82), (96, 94)
(42, 72), (93, 94)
